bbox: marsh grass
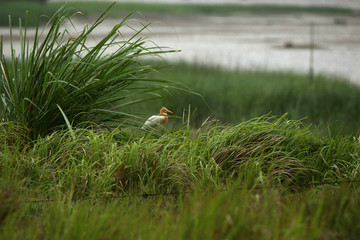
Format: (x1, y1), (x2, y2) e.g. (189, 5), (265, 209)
(145, 63), (360, 135)
(1, 4), (360, 239)
(0, 5), (175, 139)
(0, 115), (359, 239)
(1, 186), (360, 240)
(0, 116), (359, 201)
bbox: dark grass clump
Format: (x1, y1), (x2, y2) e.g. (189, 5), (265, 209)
(206, 116), (319, 186)
(201, 115), (360, 188)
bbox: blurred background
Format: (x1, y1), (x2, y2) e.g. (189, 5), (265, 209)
(1, 0), (360, 134)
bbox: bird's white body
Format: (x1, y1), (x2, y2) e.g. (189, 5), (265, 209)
(141, 115), (167, 130)
(141, 107), (173, 130)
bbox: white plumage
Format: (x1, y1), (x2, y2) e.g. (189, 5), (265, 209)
(141, 107), (173, 130)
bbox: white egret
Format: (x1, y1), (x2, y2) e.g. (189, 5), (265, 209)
(141, 107), (173, 130)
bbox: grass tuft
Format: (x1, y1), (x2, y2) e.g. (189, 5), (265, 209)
(0, 5), (175, 139)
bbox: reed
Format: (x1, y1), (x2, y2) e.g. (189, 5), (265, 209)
(0, 5), (174, 138)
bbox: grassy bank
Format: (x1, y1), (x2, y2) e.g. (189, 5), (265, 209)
(1, 1), (356, 26)
(1, 116), (359, 199)
(0, 117), (360, 239)
(140, 63), (360, 135)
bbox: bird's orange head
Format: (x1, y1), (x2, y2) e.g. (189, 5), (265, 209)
(160, 107), (173, 115)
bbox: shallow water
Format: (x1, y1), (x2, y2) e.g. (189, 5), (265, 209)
(134, 13), (360, 83)
(2, 12), (360, 83)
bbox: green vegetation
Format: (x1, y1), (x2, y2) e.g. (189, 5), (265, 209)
(1, 1), (356, 26)
(1, 5), (360, 240)
(1, 187), (360, 239)
(143, 63), (360, 135)
(1, 116), (359, 199)
(0, 5), (174, 139)
(0, 117), (360, 239)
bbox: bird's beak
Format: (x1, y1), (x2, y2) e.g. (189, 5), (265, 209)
(166, 109), (173, 114)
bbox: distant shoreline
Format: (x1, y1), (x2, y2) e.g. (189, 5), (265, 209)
(48, 0), (360, 10)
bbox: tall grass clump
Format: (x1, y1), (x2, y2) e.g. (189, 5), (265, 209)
(0, 4), (174, 139)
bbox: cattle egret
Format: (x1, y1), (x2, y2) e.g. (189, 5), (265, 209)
(141, 107), (173, 130)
